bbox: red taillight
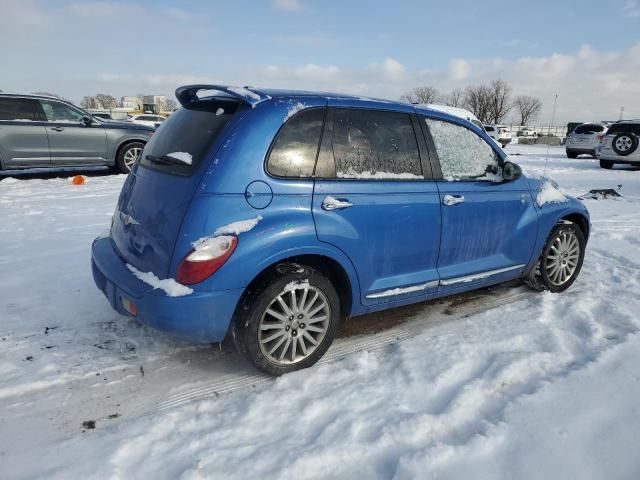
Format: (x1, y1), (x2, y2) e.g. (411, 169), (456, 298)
(596, 134), (604, 143)
(176, 235), (238, 285)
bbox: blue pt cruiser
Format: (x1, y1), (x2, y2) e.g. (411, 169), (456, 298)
(92, 85), (590, 375)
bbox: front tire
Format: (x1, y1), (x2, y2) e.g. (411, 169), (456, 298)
(599, 159), (614, 169)
(524, 223), (585, 293)
(116, 141), (145, 173)
(232, 264), (340, 376)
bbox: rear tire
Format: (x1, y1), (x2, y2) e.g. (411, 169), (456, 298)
(599, 159), (614, 169)
(231, 263), (340, 376)
(566, 151), (578, 159)
(524, 223), (585, 293)
(116, 141), (145, 173)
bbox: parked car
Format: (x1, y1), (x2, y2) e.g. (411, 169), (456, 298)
(597, 120), (640, 169)
(565, 123), (608, 159)
(91, 85), (590, 375)
(0, 93), (153, 173)
(517, 126), (537, 137)
(89, 111), (113, 120)
(484, 124), (512, 147)
(128, 114), (165, 128)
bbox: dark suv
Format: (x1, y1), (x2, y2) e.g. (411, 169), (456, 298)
(0, 93), (153, 173)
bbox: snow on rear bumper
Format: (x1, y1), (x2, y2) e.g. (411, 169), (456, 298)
(91, 236), (242, 343)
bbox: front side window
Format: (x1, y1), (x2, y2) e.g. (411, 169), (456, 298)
(332, 109), (422, 179)
(424, 117), (500, 180)
(267, 108), (325, 178)
(39, 100), (84, 123)
(0, 98), (37, 121)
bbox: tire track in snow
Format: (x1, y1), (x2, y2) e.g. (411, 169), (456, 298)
(154, 285), (534, 413)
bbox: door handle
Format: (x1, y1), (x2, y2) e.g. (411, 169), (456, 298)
(322, 196), (353, 211)
(51, 127), (64, 132)
(443, 194), (465, 206)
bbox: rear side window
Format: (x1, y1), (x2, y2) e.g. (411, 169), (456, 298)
(267, 108), (325, 178)
(424, 118), (500, 180)
(140, 99), (239, 176)
(332, 109), (422, 179)
(607, 123), (640, 135)
(574, 124), (604, 134)
(0, 98), (37, 121)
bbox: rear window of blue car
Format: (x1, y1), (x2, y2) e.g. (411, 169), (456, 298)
(139, 98), (240, 176)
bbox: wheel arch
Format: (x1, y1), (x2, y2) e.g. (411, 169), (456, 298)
(115, 137), (146, 162)
(236, 251), (358, 321)
(561, 212), (590, 241)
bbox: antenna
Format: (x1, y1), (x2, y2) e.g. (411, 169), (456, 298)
(543, 93), (558, 176)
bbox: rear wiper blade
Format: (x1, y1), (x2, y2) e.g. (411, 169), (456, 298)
(145, 154), (184, 165)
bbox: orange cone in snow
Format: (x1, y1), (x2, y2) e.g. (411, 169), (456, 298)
(71, 175), (85, 185)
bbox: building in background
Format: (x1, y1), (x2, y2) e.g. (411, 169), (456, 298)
(121, 96), (142, 110)
(142, 95), (167, 114)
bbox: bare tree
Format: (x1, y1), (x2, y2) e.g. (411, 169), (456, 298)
(81, 96), (100, 109)
(445, 88), (464, 107)
(513, 95), (542, 126)
(486, 79), (512, 124)
(463, 85), (492, 123)
(164, 98), (178, 111)
(400, 86), (442, 105)
(94, 93), (118, 109)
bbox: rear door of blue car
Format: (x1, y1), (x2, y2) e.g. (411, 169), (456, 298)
(420, 114), (538, 290)
(312, 101), (441, 306)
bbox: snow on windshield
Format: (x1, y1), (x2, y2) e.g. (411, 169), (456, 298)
(425, 118), (500, 180)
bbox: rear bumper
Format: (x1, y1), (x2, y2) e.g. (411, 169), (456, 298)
(566, 146), (597, 153)
(91, 236), (242, 343)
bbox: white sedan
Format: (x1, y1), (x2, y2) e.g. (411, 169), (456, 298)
(128, 114), (166, 128)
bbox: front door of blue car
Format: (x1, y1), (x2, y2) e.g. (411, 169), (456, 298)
(421, 116), (538, 289)
(312, 105), (441, 306)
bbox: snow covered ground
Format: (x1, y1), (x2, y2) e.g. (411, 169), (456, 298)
(1, 145), (639, 479)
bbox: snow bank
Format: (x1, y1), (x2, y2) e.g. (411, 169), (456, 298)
(166, 152), (192, 165)
(537, 181), (567, 207)
(127, 264), (193, 297)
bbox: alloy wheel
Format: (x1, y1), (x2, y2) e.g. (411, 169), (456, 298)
(544, 229), (581, 287)
(258, 284), (331, 365)
(123, 146), (142, 169)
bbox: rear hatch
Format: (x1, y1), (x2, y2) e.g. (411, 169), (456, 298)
(569, 123), (604, 146)
(111, 97), (242, 277)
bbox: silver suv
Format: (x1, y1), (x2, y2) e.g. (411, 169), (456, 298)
(0, 93), (153, 173)
(598, 120), (640, 169)
(565, 123), (607, 159)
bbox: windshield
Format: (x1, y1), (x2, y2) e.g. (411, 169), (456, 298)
(139, 98), (240, 176)
(574, 124), (604, 134)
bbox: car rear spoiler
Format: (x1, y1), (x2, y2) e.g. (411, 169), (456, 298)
(175, 84), (270, 108)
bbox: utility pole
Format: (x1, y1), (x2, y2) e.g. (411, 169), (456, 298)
(619, 106), (624, 120)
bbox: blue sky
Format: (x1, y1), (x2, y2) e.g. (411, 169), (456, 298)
(1, 0), (638, 122)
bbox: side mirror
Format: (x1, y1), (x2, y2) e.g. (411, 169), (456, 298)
(81, 116), (93, 127)
(502, 161), (522, 182)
